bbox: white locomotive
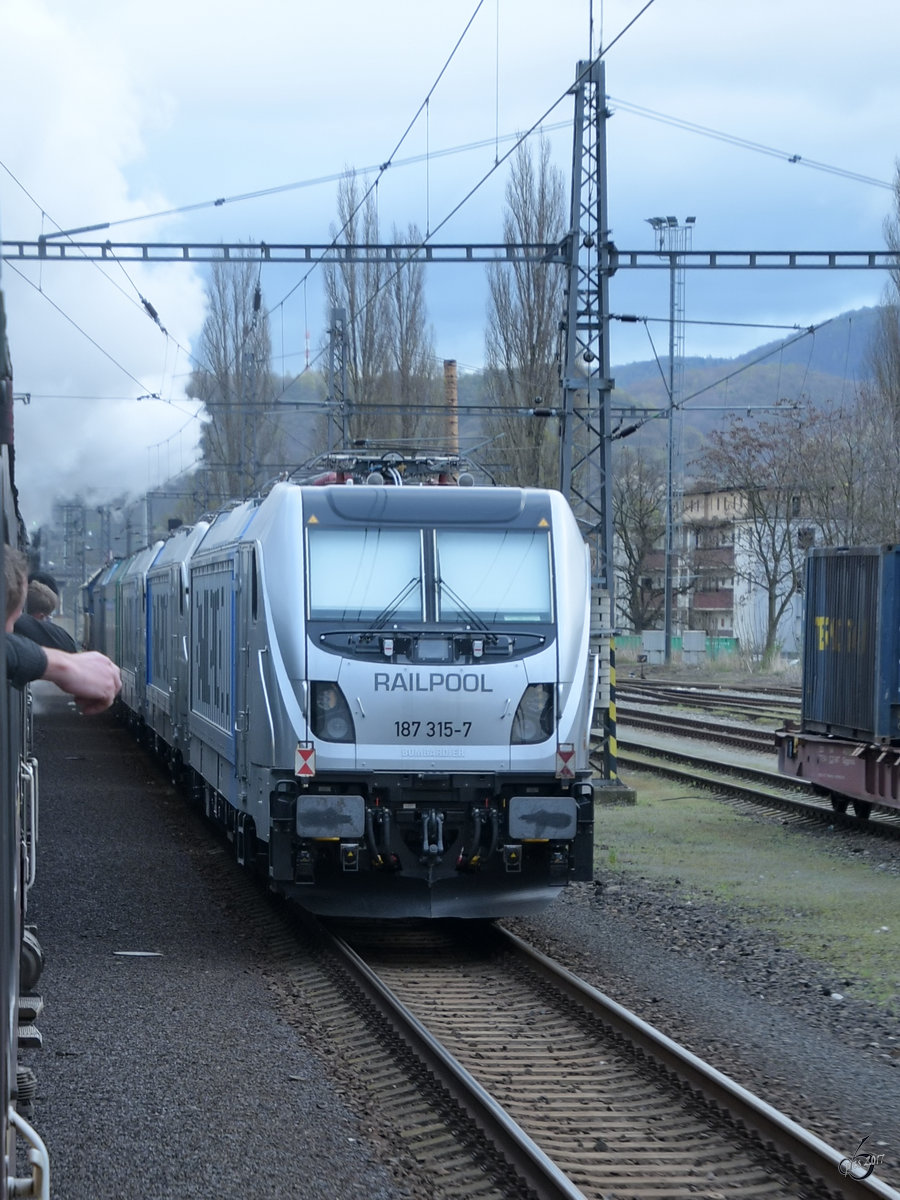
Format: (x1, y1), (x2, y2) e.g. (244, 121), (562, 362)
(90, 470), (598, 917)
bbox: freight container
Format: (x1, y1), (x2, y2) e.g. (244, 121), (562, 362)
(800, 545), (900, 742)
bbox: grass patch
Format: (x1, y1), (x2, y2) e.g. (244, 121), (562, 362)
(599, 769), (900, 1007)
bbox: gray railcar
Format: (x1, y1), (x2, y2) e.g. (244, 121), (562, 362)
(145, 521), (210, 772)
(1, 274), (49, 1193)
(104, 481), (598, 918)
(115, 542), (163, 723)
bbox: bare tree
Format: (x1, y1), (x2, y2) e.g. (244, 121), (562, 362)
(323, 176), (442, 449)
(849, 379), (900, 542)
(848, 168), (900, 541)
(694, 403), (810, 664)
(612, 445), (667, 631)
(323, 172), (391, 443)
(484, 137), (566, 488)
(799, 395), (876, 545)
(187, 259), (281, 506)
(384, 222), (441, 444)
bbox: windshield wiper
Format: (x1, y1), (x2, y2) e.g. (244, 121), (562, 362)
(369, 577), (420, 630)
(437, 576), (493, 635)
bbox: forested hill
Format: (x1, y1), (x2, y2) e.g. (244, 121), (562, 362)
(274, 306), (882, 462)
(610, 307), (880, 434)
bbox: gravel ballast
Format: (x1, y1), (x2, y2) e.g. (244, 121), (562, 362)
(21, 687), (407, 1200)
(19, 683), (900, 1197)
(506, 768), (900, 1193)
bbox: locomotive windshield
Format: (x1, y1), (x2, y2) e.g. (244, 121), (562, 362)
(306, 524), (552, 625)
(435, 530), (551, 623)
(307, 528), (424, 620)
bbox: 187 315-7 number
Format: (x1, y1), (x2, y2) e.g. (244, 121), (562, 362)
(394, 721), (472, 739)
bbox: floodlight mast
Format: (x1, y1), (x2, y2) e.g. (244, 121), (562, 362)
(646, 216), (695, 666)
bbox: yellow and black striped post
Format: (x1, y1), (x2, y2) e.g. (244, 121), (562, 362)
(590, 584), (636, 803)
(605, 636), (618, 782)
(589, 584), (614, 779)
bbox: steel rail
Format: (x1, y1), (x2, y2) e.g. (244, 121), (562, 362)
(618, 705), (776, 753)
(612, 740), (900, 840)
(494, 925), (900, 1200)
(617, 682), (800, 714)
(326, 909), (900, 1199)
(320, 922), (589, 1200)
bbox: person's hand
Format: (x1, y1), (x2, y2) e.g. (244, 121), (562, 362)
(42, 649), (122, 713)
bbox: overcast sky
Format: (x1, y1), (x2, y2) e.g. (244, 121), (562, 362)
(2, 0), (899, 528)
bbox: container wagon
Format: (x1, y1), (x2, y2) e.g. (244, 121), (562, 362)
(776, 545), (900, 817)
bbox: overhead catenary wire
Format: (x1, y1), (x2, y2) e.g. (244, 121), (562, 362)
(3, 5), (501, 412)
(4, 260), (154, 393)
(183, 0), (494, 412)
(614, 313), (806, 332)
(267, 41), (629, 401)
(0, 160), (205, 401)
(4, 57), (887, 410)
(611, 318), (832, 440)
(1, 0), (885, 482)
(608, 96), (894, 190)
(14, 68), (891, 251)
(236, 0), (877, 413)
(270, 0), (488, 315)
(12, 92), (888, 250)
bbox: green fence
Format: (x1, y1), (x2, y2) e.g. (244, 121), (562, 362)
(614, 635), (740, 660)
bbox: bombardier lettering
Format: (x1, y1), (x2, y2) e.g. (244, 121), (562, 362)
(374, 671), (493, 693)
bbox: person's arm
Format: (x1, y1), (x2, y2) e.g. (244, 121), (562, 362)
(6, 632), (48, 688)
(6, 635), (121, 713)
(14, 614), (78, 654)
(40, 649), (121, 714)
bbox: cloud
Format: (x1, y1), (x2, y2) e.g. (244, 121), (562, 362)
(2, 0), (208, 527)
(3, 0), (900, 528)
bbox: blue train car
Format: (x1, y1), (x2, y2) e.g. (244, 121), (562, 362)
(777, 545), (900, 816)
(145, 521), (210, 772)
(115, 542), (163, 723)
(800, 545), (900, 741)
(82, 558), (122, 659)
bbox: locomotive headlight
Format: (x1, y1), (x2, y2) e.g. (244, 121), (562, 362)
(511, 684), (555, 745)
(310, 682), (355, 743)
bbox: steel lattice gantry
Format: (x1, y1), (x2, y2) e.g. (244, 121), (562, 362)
(4, 53), (900, 785)
(4, 240), (893, 269)
(557, 57), (619, 782)
(559, 56), (614, 591)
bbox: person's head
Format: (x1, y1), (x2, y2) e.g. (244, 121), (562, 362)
(25, 579), (57, 620)
(28, 570), (60, 598)
(4, 545), (29, 631)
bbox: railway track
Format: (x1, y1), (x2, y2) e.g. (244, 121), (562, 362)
(174, 769), (897, 1200)
(263, 911), (900, 1200)
(617, 680), (801, 722)
(613, 682), (900, 839)
(610, 733), (900, 840)
(617, 703), (776, 754)
(619, 678), (801, 697)
(34, 682), (898, 1199)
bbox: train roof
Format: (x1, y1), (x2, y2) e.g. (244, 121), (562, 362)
(297, 483), (565, 527)
(119, 540), (164, 581)
(148, 520), (211, 568)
